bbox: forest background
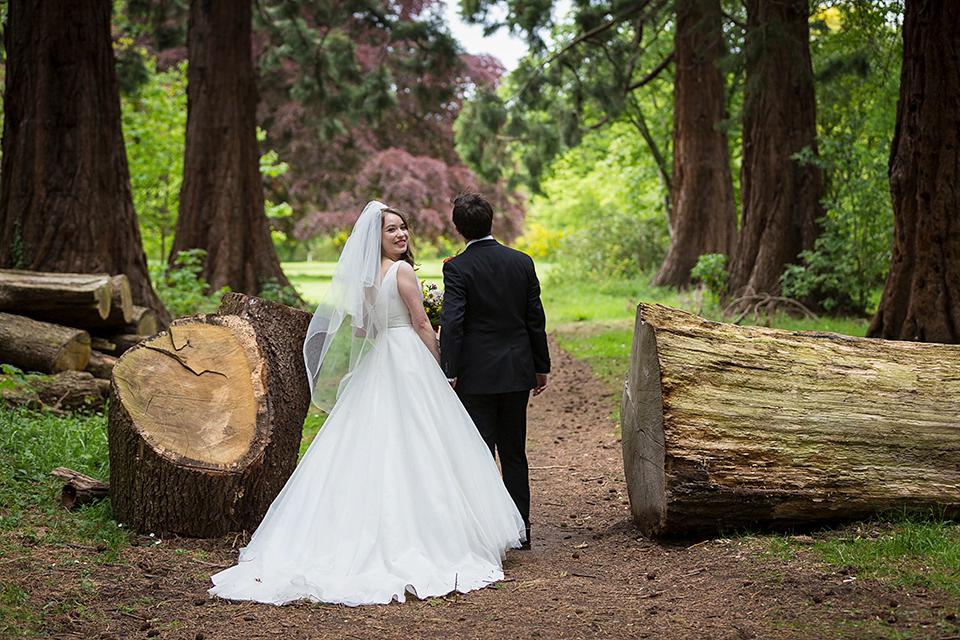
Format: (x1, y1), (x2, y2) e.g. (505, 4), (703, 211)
(0, 0), (920, 336)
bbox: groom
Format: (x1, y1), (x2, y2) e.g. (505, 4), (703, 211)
(439, 192), (550, 550)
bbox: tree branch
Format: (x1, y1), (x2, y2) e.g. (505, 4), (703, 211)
(626, 51), (675, 92)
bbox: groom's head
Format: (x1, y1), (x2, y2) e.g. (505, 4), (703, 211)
(452, 193), (493, 240)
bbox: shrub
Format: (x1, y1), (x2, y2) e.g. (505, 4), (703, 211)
(554, 206), (667, 282)
(512, 224), (566, 260)
(150, 249), (230, 318)
(690, 253), (729, 301)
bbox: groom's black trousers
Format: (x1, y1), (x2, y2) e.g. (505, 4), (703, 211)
(457, 390), (531, 530)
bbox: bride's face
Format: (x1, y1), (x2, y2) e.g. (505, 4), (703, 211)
(381, 212), (409, 260)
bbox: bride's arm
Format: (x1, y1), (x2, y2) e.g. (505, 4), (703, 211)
(396, 262), (441, 364)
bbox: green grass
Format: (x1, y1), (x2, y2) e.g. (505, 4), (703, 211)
(0, 405), (127, 553)
(283, 259), (444, 306)
(811, 512), (960, 596)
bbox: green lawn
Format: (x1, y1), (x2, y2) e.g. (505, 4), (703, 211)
(284, 260), (444, 306)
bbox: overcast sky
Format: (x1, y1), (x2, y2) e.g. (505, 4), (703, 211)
(442, 3), (530, 71)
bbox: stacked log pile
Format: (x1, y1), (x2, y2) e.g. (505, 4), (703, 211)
(0, 269), (162, 412)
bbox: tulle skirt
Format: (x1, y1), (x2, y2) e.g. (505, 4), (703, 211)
(209, 325), (525, 606)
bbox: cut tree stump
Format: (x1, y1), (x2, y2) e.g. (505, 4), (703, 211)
(49, 467), (110, 510)
(0, 312), (91, 373)
(0, 269), (112, 323)
(108, 296), (313, 537)
(621, 303), (960, 539)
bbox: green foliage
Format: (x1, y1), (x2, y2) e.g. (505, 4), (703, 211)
(299, 409), (328, 458)
(780, 3), (900, 314)
(557, 208), (667, 282)
(257, 276), (306, 309)
(690, 254), (729, 301)
(0, 404), (129, 638)
(456, 1), (674, 195)
(512, 224), (566, 261)
(119, 56), (296, 265)
(150, 250), (231, 318)
(526, 123), (669, 281)
(120, 52), (187, 264)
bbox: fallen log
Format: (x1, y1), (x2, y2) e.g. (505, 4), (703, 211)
(0, 312), (90, 373)
(108, 296), (313, 537)
(0, 269), (112, 322)
(67, 275), (135, 330)
(93, 333), (147, 357)
(49, 467), (110, 509)
(32, 370), (110, 411)
(124, 305), (159, 336)
(620, 303), (960, 539)
(84, 350), (116, 380)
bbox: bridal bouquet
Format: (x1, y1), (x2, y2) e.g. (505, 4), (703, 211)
(421, 281), (443, 328)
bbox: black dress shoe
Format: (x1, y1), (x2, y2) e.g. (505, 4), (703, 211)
(519, 527), (532, 550)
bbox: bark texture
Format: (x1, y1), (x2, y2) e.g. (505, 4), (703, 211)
(125, 306), (159, 337)
(621, 303), (960, 539)
(108, 297), (311, 537)
(79, 275), (134, 329)
(867, 0), (960, 343)
(31, 370), (109, 412)
(172, 0), (292, 296)
(0, 0), (169, 324)
(84, 350), (117, 380)
(0, 312), (91, 374)
(653, 0), (736, 287)
(727, 0), (822, 299)
(0, 269), (112, 320)
(49, 467), (110, 510)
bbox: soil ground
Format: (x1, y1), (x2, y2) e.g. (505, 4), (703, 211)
(13, 339), (960, 639)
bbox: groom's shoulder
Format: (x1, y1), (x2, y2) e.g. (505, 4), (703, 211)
(500, 243), (536, 266)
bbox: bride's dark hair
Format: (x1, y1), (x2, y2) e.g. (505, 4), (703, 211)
(382, 207), (416, 268)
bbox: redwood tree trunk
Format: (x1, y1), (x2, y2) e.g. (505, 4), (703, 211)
(172, 0), (293, 296)
(867, 0), (960, 343)
(727, 0), (822, 300)
(0, 0), (169, 325)
(652, 0), (736, 288)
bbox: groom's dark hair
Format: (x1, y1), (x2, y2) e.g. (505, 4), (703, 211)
(452, 193), (494, 240)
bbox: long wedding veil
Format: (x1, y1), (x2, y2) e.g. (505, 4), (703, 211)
(303, 201), (387, 411)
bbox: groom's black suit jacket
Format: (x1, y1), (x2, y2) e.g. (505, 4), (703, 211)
(439, 239), (550, 394)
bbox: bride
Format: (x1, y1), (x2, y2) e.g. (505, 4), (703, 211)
(209, 201), (526, 606)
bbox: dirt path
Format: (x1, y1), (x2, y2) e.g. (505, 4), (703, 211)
(25, 339), (959, 639)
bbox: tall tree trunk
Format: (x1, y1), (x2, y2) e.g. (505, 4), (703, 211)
(652, 0), (736, 288)
(727, 0), (822, 300)
(867, 0), (960, 343)
(172, 0), (293, 296)
(0, 0), (169, 325)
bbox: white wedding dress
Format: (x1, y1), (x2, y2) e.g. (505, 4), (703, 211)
(210, 261), (525, 606)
